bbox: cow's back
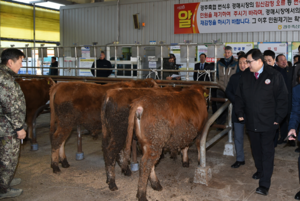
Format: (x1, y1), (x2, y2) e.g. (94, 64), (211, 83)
(131, 88), (208, 149)
(17, 78), (54, 116)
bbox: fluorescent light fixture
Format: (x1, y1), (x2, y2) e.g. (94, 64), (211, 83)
(11, 0), (65, 10)
(12, 0), (32, 3)
(35, 1), (65, 9)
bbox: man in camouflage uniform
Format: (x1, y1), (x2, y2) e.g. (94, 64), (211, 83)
(0, 48), (26, 199)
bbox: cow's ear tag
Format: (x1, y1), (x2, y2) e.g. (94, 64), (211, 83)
(48, 80), (50, 85)
(204, 92), (209, 98)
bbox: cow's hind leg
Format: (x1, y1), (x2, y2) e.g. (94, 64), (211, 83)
(149, 166), (162, 191)
(103, 135), (126, 191)
(51, 126), (72, 173)
(59, 141), (70, 168)
(137, 146), (161, 201)
(181, 147), (189, 167)
(117, 150), (132, 176)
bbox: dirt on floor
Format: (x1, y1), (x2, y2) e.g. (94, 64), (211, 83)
(6, 112), (300, 201)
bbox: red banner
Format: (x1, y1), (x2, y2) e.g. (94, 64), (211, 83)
(174, 3), (200, 34)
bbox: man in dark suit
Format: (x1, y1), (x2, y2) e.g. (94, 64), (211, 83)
(91, 51), (113, 77)
(275, 54), (294, 145)
(235, 49), (288, 196)
(193, 53), (213, 81)
(49, 57), (58, 76)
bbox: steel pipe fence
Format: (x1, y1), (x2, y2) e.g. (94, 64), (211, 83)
(1, 43), (223, 81)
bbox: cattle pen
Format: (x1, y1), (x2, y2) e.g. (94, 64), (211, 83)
(14, 76), (233, 187)
(3, 43), (271, 200)
(8, 43), (235, 187)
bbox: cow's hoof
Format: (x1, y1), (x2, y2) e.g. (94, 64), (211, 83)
(51, 165), (61, 174)
(182, 162), (189, 168)
(108, 182), (118, 191)
(170, 153), (177, 160)
(122, 167), (132, 176)
(137, 192), (148, 201)
(60, 159), (70, 168)
(151, 181), (163, 191)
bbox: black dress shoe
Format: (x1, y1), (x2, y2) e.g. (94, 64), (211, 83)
(256, 186), (269, 196)
(231, 161), (245, 168)
(252, 172), (263, 180)
(288, 140), (296, 147)
(277, 139), (287, 144)
(295, 191), (300, 200)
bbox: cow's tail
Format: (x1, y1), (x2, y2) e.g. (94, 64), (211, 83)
(49, 84), (59, 134)
(122, 105), (144, 166)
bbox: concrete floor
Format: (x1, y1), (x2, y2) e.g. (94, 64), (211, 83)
(6, 113), (300, 201)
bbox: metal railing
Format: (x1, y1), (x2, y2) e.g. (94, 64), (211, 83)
(2, 43), (223, 81)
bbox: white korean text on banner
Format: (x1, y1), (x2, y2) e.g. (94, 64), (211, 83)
(174, 0), (300, 34)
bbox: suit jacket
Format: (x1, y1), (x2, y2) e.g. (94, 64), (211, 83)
(193, 62), (214, 81)
(293, 62), (300, 87)
(235, 66), (288, 132)
(91, 59), (113, 77)
(288, 84), (300, 140)
(225, 71), (244, 124)
(49, 61), (58, 76)
(275, 64), (294, 114)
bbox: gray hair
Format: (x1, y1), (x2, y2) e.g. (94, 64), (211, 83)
(225, 46), (232, 52)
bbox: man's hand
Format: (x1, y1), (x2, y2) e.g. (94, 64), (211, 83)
(274, 122), (278, 125)
(238, 117), (244, 121)
(166, 76), (172, 80)
(17, 129), (26, 139)
(287, 129), (297, 141)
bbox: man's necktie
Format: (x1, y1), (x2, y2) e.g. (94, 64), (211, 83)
(255, 72), (259, 79)
(201, 64), (204, 70)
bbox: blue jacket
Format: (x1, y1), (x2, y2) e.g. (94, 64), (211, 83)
(288, 84), (300, 140)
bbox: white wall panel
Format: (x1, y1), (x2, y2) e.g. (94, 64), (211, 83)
(61, 0), (300, 47)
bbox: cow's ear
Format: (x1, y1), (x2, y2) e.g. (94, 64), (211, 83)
(151, 79), (159, 88)
(202, 86), (210, 95)
(47, 78), (55, 86)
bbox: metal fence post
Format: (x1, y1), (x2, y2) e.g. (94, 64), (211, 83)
(223, 103), (235, 156)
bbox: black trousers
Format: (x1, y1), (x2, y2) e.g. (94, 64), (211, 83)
(274, 115), (289, 147)
(216, 89), (227, 124)
(298, 154), (300, 181)
(248, 128), (276, 189)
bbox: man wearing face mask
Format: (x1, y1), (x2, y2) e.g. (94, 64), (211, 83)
(163, 54), (180, 80)
(263, 50), (277, 68)
(216, 46), (238, 125)
(275, 54), (294, 145)
(226, 53), (248, 168)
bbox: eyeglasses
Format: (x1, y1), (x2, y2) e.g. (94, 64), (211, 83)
(246, 60), (256, 64)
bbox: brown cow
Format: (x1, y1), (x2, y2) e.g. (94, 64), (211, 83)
(49, 79), (158, 173)
(101, 86), (182, 191)
(16, 78), (55, 140)
(122, 85), (208, 201)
